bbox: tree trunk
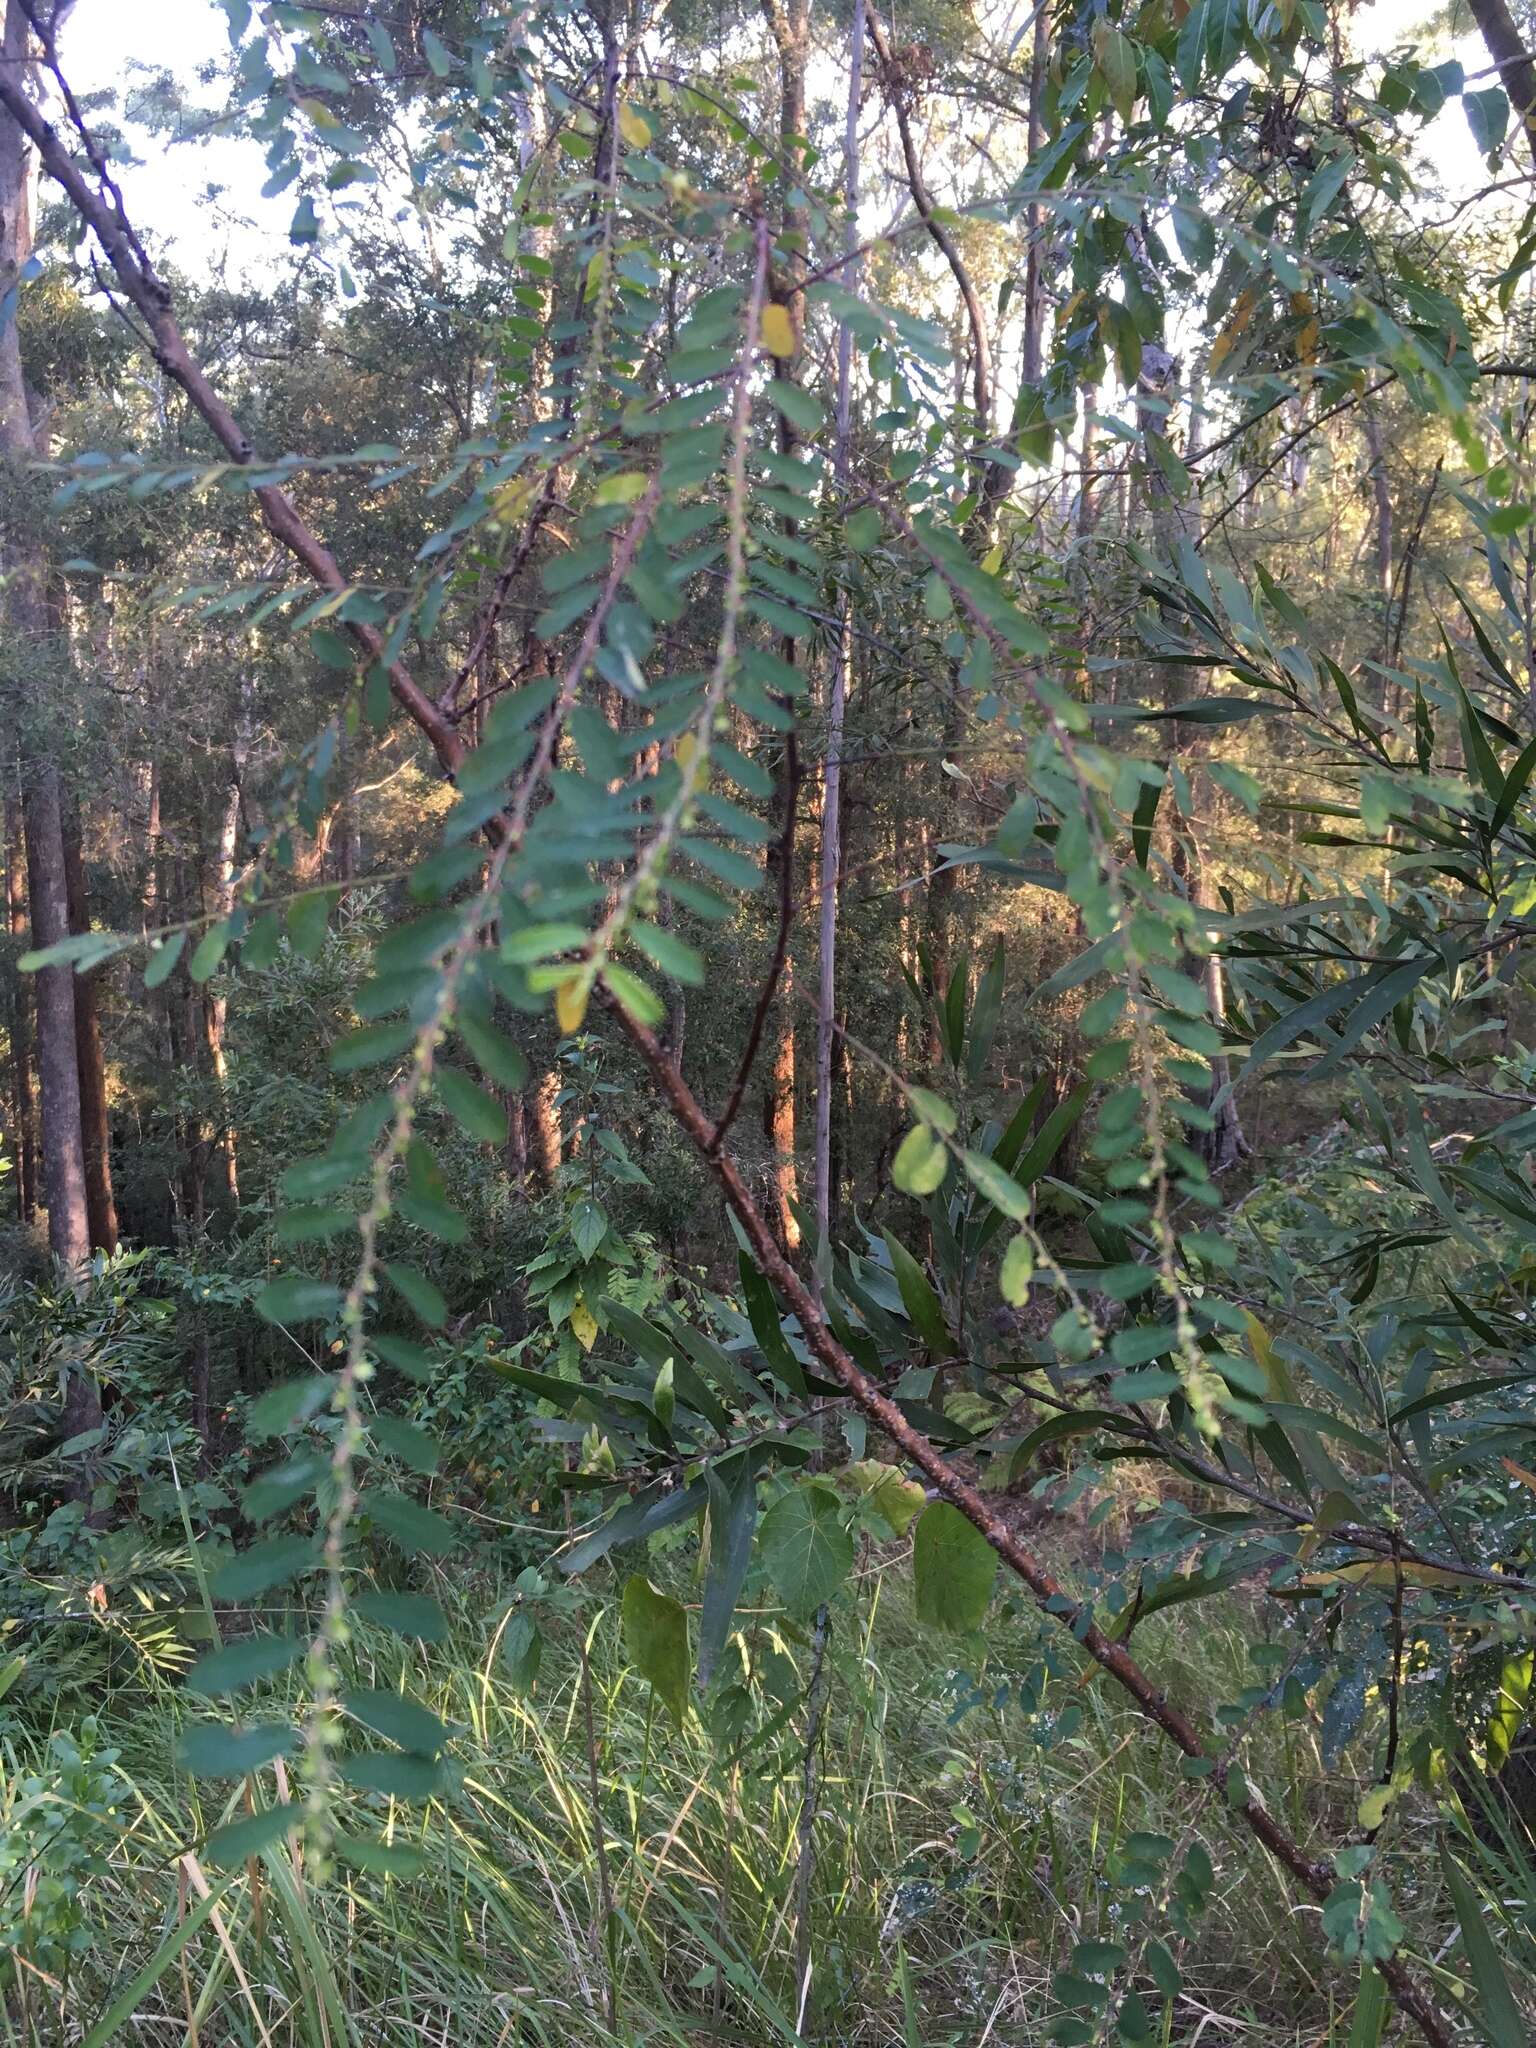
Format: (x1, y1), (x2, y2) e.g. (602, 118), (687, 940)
(1136, 326), (1246, 1171)
(61, 803), (117, 1252)
(530, 1067), (562, 1189)
(815, 0), (865, 1249)
(24, 766), (92, 1276)
(5, 793), (35, 1219)
(2, 0), (94, 1301)
(1468, 0), (1536, 162)
(1362, 405), (1393, 686)
(1020, 4), (1049, 388)
(206, 692), (251, 1209)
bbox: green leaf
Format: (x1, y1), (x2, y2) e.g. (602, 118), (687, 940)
(344, 1688), (450, 1757)
(570, 1197), (609, 1261)
(336, 1833), (425, 1878)
(1465, 85), (1509, 157)
(179, 1721), (295, 1777)
(1000, 1234), (1034, 1305)
(882, 1230), (952, 1353)
(369, 1489), (457, 1557)
(457, 1013), (529, 1089)
(286, 888), (332, 959)
(762, 380), (824, 435)
(205, 1803), (302, 1867)
(211, 1534), (320, 1601)
(188, 922), (230, 983)
(255, 1275), (342, 1327)
(759, 1482), (853, 1615)
(186, 1633), (304, 1697)
(435, 1065), (507, 1143)
(248, 1373), (335, 1436)
(340, 1751), (441, 1800)
(913, 1501), (997, 1632)
(962, 1149), (1031, 1222)
(386, 1262), (448, 1327)
(370, 1413), (439, 1474)
(1441, 1846), (1525, 2048)
(144, 931), (186, 987)
(1488, 1650), (1534, 1775)
(699, 1460), (756, 1689)
(622, 1574), (691, 1729)
(371, 1333), (439, 1383)
(893, 1123), (948, 1196)
(353, 1592), (449, 1642)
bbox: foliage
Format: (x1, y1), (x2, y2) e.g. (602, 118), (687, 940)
(7, 0), (1536, 2039)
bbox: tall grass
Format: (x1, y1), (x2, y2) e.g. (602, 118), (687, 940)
(0, 1544), (1520, 2046)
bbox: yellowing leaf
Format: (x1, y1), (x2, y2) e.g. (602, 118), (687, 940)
(1302, 1560), (1472, 1591)
(1357, 1781), (1396, 1830)
(555, 974), (590, 1034)
(593, 470), (649, 507)
(759, 302), (796, 358)
(617, 102), (652, 148)
(1000, 1233), (1034, 1306)
(570, 1299), (598, 1351)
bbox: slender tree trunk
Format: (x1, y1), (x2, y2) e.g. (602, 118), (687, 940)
(1020, 4), (1049, 388)
(5, 793), (35, 1219)
(1137, 324), (1245, 1171)
(530, 1066), (562, 1189)
(1468, 0), (1536, 163)
(815, 0), (865, 1249)
(61, 804), (117, 1251)
(206, 686), (251, 1208)
(759, 0), (811, 1254)
(24, 769), (92, 1275)
(1362, 405), (1393, 686)
(2, 1), (95, 1315)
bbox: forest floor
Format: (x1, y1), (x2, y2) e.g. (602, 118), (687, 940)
(8, 1518), (1471, 2048)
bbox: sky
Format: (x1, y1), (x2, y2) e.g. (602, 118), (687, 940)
(66, 0), (292, 270)
(60, 0), (1499, 281)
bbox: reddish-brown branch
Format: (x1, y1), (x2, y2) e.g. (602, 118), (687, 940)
(711, 733), (800, 1154)
(7, 35), (1456, 2043)
(610, 999), (1456, 2048)
(0, 58), (465, 775)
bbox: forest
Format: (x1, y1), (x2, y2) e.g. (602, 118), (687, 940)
(6, 0), (1536, 2039)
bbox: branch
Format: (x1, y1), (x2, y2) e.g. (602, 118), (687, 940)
(1467, 0), (1536, 161)
(609, 1001), (1454, 2048)
(865, 5), (1008, 512)
(0, 40), (465, 776)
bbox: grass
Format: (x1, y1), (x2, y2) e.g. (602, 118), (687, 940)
(0, 1534), (1525, 2046)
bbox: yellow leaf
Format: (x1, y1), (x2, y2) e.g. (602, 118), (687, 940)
(759, 302), (796, 358)
(980, 542), (1004, 575)
(571, 1300), (598, 1351)
(556, 974), (590, 1034)
(1302, 1560), (1471, 1591)
(1297, 319), (1321, 363)
(593, 470), (649, 507)
(617, 102), (652, 149)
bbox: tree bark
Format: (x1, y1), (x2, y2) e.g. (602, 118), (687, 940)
(2, 0), (93, 1295)
(24, 765), (91, 1275)
(61, 802), (116, 1251)
(1468, 0), (1536, 160)
(5, 793), (35, 1219)
(814, 0), (864, 1249)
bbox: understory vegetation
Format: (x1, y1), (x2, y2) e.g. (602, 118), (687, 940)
(9, 0), (1536, 2042)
